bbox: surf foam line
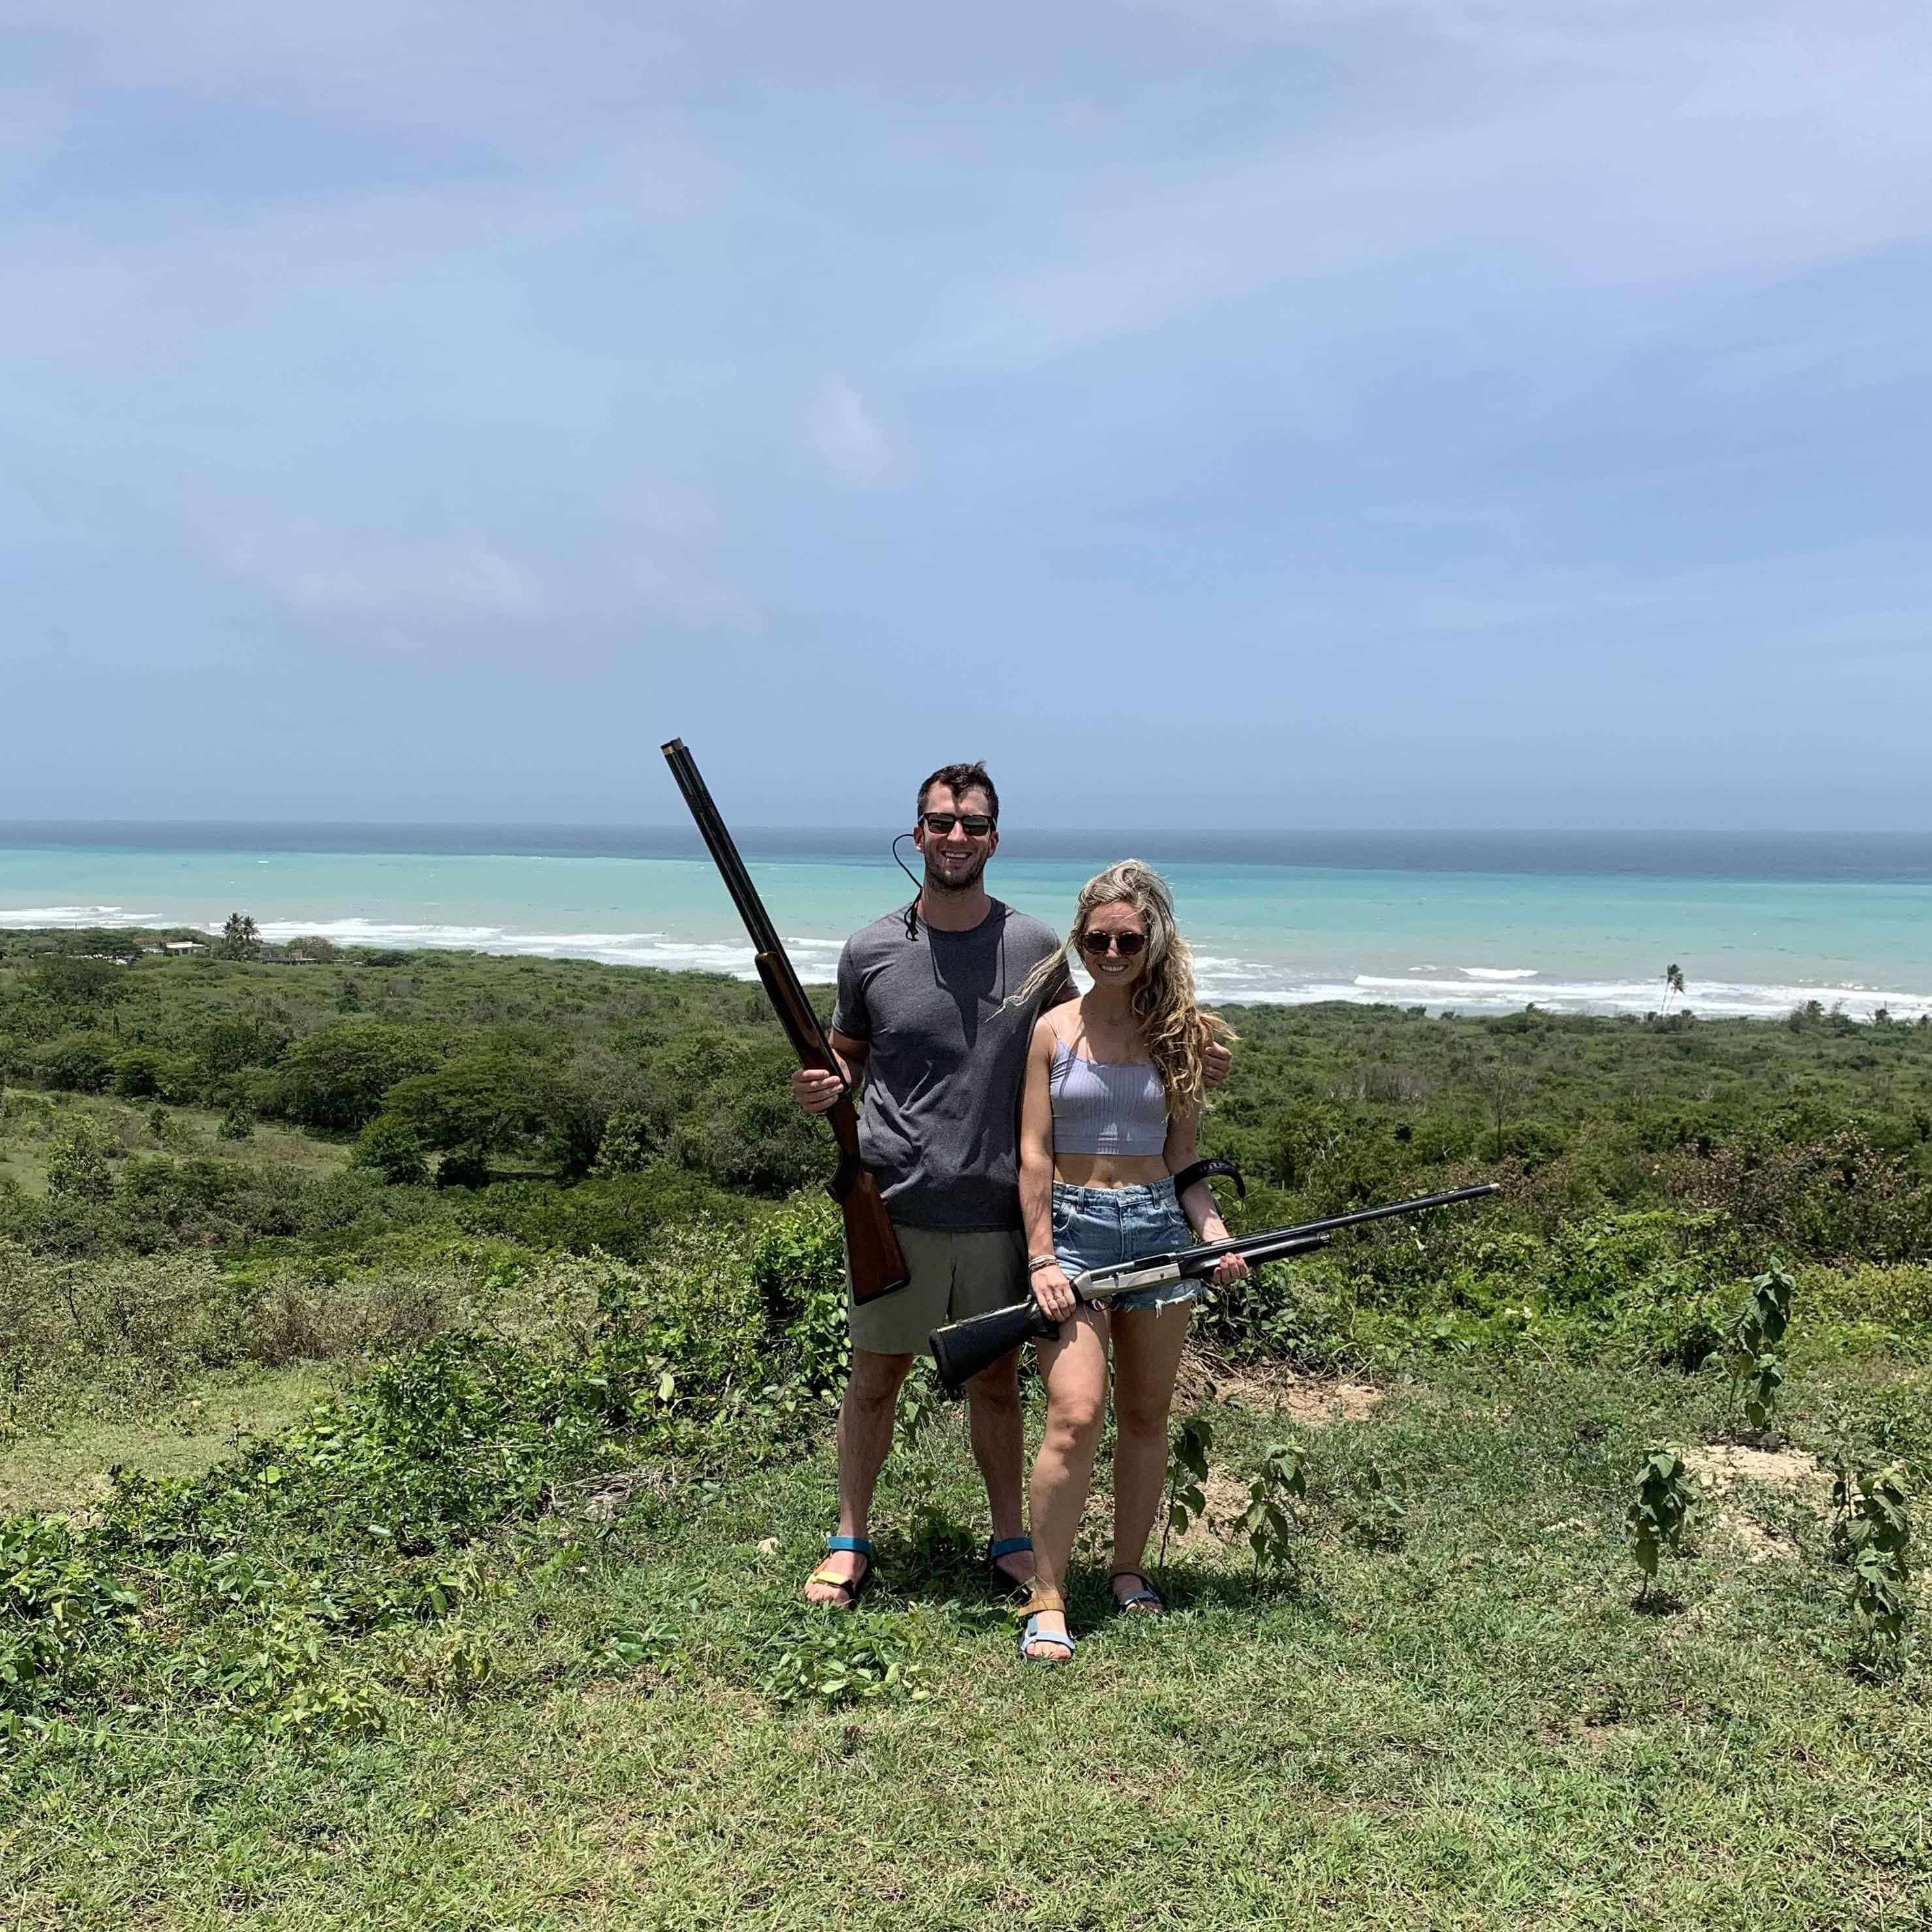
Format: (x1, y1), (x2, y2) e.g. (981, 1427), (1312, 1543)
(5, 905), (1929, 1021)
(1188, 961), (1932, 1021)
(241, 916), (848, 981)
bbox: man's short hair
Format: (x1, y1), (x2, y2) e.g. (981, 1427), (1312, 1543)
(917, 761), (999, 822)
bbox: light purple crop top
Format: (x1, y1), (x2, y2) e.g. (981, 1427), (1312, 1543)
(1049, 1036), (1169, 1157)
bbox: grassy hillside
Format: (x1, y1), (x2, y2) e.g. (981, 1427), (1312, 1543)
(2, 933), (1928, 1927)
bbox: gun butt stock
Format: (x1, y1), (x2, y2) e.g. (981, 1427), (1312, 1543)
(831, 1143), (909, 1304)
(930, 1296), (1059, 1393)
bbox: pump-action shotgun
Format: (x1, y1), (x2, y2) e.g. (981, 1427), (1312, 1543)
(929, 1182), (1500, 1389)
(661, 738), (908, 1302)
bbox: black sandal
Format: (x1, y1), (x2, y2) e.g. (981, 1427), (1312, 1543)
(1110, 1570), (1165, 1615)
(987, 1535), (1034, 1591)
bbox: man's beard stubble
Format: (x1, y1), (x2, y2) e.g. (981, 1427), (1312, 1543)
(923, 847), (990, 897)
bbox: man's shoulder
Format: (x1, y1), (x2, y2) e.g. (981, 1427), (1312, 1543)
(842, 909), (921, 967)
(992, 902), (1064, 961)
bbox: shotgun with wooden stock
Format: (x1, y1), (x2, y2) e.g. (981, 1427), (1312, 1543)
(928, 1182), (1500, 1390)
(661, 738), (908, 1303)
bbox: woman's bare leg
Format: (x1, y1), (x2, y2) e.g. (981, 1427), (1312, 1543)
(1022, 1306), (1110, 1655)
(1108, 1300), (1193, 1596)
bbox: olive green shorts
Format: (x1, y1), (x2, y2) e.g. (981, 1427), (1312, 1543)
(847, 1222), (1028, 1358)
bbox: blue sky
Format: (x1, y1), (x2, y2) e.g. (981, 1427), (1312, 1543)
(5, 1), (1930, 829)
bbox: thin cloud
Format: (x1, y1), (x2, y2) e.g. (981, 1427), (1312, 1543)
(218, 522), (546, 622)
(630, 556), (761, 633)
(808, 380), (893, 486)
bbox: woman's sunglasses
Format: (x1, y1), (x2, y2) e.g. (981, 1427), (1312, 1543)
(1079, 928), (1147, 958)
(919, 812), (995, 838)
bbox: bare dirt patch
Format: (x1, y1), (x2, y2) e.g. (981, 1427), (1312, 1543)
(1681, 1444), (1828, 1566)
(1175, 1350), (1384, 1427)
(1709, 1508), (1798, 1564)
(1161, 1470), (1257, 1562)
(1683, 1444), (1831, 1502)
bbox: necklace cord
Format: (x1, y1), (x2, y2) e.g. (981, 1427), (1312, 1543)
(891, 832), (923, 938)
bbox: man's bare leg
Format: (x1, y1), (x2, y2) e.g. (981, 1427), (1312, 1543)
(966, 1352), (1034, 1585)
(806, 1347), (911, 1604)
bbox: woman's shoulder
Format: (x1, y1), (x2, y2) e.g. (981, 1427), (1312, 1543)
(1032, 1009), (1074, 1053)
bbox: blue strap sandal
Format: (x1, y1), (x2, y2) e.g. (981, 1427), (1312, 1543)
(804, 1534), (872, 1609)
(1018, 1611), (1075, 1664)
(1110, 1570), (1165, 1615)
(987, 1535), (1034, 1590)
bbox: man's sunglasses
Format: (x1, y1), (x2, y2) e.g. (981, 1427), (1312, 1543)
(1079, 928), (1148, 958)
(919, 812), (995, 838)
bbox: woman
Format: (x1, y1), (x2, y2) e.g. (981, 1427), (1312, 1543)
(1013, 860), (1244, 1664)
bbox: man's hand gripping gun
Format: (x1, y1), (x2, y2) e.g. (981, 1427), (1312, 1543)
(928, 1182), (1500, 1392)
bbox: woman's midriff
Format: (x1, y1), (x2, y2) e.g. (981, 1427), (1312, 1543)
(1053, 1153), (1171, 1188)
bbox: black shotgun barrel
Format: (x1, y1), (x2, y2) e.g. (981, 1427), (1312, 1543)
(664, 740), (802, 1010)
(660, 738), (909, 1302)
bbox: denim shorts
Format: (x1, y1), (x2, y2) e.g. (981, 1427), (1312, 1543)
(1051, 1177), (1199, 1314)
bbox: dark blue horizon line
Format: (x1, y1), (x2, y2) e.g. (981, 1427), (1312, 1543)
(7, 817), (1932, 837)
(4, 821), (1932, 883)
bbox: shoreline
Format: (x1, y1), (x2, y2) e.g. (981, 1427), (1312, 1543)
(4, 904), (1927, 1022)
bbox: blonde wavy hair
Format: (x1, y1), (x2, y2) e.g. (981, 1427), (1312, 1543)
(1016, 859), (1235, 1105)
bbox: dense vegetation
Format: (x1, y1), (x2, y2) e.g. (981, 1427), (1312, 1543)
(2, 928), (1928, 1927)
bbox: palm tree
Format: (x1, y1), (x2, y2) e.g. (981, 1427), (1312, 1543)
(219, 911), (262, 960)
(1661, 962), (1685, 1017)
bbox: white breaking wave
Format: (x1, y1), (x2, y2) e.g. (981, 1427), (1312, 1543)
(0, 904), (173, 927)
(5, 904), (1928, 1019)
(244, 915), (847, 982)
(1191, 967), (1932, 1022)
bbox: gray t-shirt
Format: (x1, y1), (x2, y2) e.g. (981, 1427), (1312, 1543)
(831, 899), (1071, 1231)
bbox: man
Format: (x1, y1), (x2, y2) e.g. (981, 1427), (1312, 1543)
(791, 761), (1227, 1606)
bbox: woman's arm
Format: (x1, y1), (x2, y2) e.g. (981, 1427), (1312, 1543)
(1021, 1019), (1077, 1319)
(1165, 1105), (1247, 1284)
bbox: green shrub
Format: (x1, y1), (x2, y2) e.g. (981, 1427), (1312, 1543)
(0, 1515), (140, 1718)
(1808, 1264), (1932, 1330)
(277, 1022), (442, 1133)
(1831, 1456), (1914, 1676)
(352, 1114), (432, 1186)
(1161, 1415), (1214, 1562)
(1855, 1380), (1932, 1479)
(748, 1192), (848, 1391)
(758, 1611), (928, 1707)
(1626, 1448), (1698, 1602)
(449, 1171), (748, 1259)
(1227, 1442), (1306, 1576)
(384, 1054), (554, 1165)
(674, 1081), (825, 1196)
(1726, 1262), (1794, 1434)
(110, 1047), (171, 1100)
(30, 1035), (116, 1094)
(590, 1109), (655, 1176)
(44, 1116), (115, 1200)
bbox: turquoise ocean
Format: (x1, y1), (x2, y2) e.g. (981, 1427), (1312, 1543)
(1, 826), (1928, 1021)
